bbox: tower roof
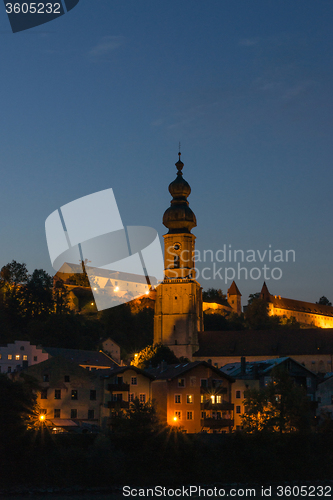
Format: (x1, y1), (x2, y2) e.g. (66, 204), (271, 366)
(227, 281), (242, 296)
(260, 282), (271, 301)
(163, 153), (197, 234)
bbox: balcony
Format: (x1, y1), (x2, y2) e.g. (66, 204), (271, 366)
(200, 386), (227, 394)
(107, 400), (130, 409)
(201, 418), (234, 429)
(201, 400), (234, 411)
(107, 383), (130, 392)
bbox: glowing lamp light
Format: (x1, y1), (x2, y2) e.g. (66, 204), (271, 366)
(114, 286), (119, 292)
(39, 414), (45, 421)
(145, 290), (149, 295)
(91, 302), (94, 306)
(93, 287), (97, 291)
(173, 417), (178, 421)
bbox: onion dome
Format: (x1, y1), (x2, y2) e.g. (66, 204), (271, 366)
(163, 153), (197, 234)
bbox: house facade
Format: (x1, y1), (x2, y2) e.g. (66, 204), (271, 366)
(150, 361), (234, 433)
(0, 340), (49, 374)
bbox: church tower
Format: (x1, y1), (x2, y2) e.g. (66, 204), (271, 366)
(154, 153), (203, 360)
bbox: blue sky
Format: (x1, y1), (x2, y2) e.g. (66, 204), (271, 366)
(1, 0), (333, 305)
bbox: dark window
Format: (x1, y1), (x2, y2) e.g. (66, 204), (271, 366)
(178, 378), (185, 387)
(90, 390), (96, 400)
(54, 409), (60, 418)
(113, 393), (122, 401)
(131, 377), (137, 385)
(34, 356), (37, 362)
(40, 389), (48, 399)
(117, 376), (123, 385)
(236, 406), (241, 414)
(200, 379), (208, 388)
(7, 366), (11, 373)
(20, 346), (24, 351)
(175, 395), (181, 403)
(64, 375), (70, 382)
(54, 390), (61, 399)
(174, 255), (180, 268)
(236, 390), (241, 399)
(71, 390), (78, 400)
(88, 409), (94, 420)
(43, 374), (49, 382)
(71, 409), (77, 419)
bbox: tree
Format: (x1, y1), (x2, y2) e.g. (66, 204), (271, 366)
(244, 298), (280, 330)
(132, 343), (181, 369)
(242, 366), (311, 433)
(24, 269), (54, 319)
(202, 288), (227, 304)
(247, 293), (260, 305)
(317, 296), (332, 307)
(0, 374), (38, 443)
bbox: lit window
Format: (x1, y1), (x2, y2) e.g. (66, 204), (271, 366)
(131, 377), (137, 385)
(15, 355), (20, 360)
(139, 394), (146, 403)
(187, 394), (193, 404)
(0, 354), (1, 360)
(187, 411), (193, 420)
(174, 411), (181, 420)
(175, 394), (181, 404)
(236, 390), (241, 399)
(178, 378), (185, 387)
(71, 409), (78, 419)
(216, 395), (222, 404)
(8, 355), (12, 360)
(200, 394), (204, 403)
(54, 390), (61, 400)
(23, 355), (28, 361)
(54, 409), (61, 418)
(236, 406), (241, 414)
(210, 395), (215, 404)
(71, 390), (78, 400)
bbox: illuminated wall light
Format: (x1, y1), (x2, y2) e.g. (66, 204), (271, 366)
(114, 286), (119, 292)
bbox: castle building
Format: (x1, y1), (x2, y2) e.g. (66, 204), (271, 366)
(153, 154), (203, 359)
(260, 282), (333, 328)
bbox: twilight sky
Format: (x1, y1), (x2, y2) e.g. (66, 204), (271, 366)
(1, 0), (333, 306)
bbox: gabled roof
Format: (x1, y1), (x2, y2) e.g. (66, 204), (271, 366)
(194, 329), (333, 357)
(221, 356), (318, 379)
(43, 347), (117, 368)
(147, 361), (234, 382)
(22, 355), (99, 380)
(228, 281), (242, 296)
(103, 365), (155, 380)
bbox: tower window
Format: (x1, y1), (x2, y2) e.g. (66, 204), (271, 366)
(174, 255), (180, 268)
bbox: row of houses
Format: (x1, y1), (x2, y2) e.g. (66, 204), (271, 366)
(4, 340), (333, 433)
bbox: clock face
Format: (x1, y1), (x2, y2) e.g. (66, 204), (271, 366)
(173, 243), (181, 251)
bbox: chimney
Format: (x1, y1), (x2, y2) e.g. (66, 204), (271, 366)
(241, 356), (246, 375)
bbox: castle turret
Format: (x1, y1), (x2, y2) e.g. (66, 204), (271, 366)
(227, 281), (242, 315)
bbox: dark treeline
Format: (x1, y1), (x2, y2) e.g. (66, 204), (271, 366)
(0, 261), (154, 359)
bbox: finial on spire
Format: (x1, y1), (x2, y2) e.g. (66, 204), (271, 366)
(175, 142), (184, 174)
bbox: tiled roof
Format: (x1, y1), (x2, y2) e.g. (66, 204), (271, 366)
(228, 281), (242, 296)
(194, 329), (333, 357)
(103, 365), (155, 380)
(147, 361), (234, 382)
(43, 347), (117, 368)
